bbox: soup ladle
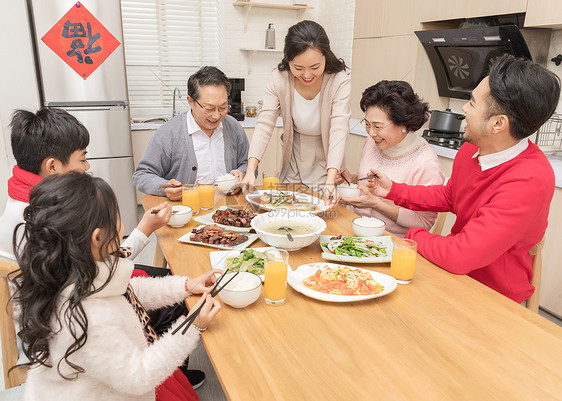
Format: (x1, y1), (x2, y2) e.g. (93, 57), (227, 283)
(279, 226), (294, 242)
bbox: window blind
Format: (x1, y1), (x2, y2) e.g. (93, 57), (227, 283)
(120, 0), (221, 115)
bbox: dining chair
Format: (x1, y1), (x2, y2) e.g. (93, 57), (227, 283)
(430, 212), (448, 235)
(526, 236), (545, 313)
(0, 260), (27, 388)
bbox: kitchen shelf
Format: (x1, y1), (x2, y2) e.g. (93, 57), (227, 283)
(240, 48), (283, 74)
(233, 1), (313, 31)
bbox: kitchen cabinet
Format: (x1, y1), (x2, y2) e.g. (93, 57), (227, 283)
(351, 35), (418, 117)
(525, 0), (562, 29)
(418, 0), (526, 23)
(380, 0), (424, 37)
(353, 0), (383, 38)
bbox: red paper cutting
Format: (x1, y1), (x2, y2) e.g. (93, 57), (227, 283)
(41, 2), (121, 80)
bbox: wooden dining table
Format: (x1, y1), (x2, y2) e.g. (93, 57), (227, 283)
(142, 186), (562, 401)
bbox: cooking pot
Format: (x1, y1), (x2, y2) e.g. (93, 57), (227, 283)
(428, 108), (465, 134)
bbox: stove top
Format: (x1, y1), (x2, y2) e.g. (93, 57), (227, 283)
(422, 129), (464, 150)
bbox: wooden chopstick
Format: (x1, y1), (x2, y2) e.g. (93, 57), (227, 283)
(339, 172), (352, 186)
(172, 268), (241, 336)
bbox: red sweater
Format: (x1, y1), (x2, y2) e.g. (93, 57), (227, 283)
(386, 141), (554, 303)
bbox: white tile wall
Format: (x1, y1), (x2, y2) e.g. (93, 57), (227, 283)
(223, 0), (355, 109)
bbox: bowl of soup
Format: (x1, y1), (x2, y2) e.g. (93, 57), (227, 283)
(251, 210), (326, 251)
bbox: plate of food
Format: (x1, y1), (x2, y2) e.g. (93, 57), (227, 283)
(194, 206), (258, 232)
(245, 190), (328, 214)
(287, 263), (397, 303)
(177, 224), (258, 250)
(209, 247), (273, 281)
(319, 235), (393, 264)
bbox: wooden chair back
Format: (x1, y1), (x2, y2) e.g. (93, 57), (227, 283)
(430, 212), (448, 235)
(526, 236), (545, 313)
(0, 260), (27, 388)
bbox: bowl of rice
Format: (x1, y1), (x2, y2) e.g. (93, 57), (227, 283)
(217, 271), (262, 308)
(215, 173), (239, 193)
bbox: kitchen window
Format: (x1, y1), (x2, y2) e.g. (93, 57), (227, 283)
(121, 0), (222, 118)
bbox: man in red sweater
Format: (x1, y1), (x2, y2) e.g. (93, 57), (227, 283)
(368, 55), (560, 303)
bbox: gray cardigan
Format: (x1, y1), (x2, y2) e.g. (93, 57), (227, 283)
(133, 112), (249, 196)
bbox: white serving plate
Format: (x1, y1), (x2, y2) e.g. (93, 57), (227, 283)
(287, 262), (397, 303)
(245, 190), (329, 214)
(319, 235), (393, 264)
(193, 206), (256, 233)
(209, 247), (275, 281)
(177, 224), (259, 250)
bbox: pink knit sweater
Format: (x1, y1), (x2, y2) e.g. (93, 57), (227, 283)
(353, 134), (445, 237)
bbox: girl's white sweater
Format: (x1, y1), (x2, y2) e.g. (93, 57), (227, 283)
(23, 258), (200, 401)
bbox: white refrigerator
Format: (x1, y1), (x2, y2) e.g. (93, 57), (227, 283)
(28, 0), (137, 234)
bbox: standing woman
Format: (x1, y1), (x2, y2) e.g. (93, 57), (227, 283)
(241, 20), (351, 194)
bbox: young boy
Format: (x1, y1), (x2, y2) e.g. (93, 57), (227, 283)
(0, 108), (90, 261)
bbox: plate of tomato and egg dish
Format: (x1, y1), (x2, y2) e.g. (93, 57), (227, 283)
(287, 263), (397, 303)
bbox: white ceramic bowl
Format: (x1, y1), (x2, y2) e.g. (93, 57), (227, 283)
(352, 217), (386, 237)
(337, 183), (361, 198)
(168, 205), (192, 227)
(251, 210), (327, 251)
(215, 176), (239, 193)
(217, 272), (262, 308)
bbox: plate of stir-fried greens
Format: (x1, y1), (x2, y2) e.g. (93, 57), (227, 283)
(319, 235), (393, 263)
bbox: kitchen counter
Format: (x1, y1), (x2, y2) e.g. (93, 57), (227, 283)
(131, 117), (562, 188)
(131, 116), (285, 131)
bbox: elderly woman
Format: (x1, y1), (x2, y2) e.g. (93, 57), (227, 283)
(338, 80), (445, 237)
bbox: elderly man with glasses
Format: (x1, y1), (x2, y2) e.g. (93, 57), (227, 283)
(134, 66), (249, 201)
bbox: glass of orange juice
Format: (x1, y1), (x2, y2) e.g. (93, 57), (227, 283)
(262, 171), (279, 191)
(182, 184), (200, 215)
(197, 182), (215, 210)
(264, 249), (289, 305)
(390, 238), (417, 284)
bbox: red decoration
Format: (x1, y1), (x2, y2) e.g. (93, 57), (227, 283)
(41, 2), (120, 80)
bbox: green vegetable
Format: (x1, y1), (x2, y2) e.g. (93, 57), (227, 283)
(225, 249), (265, 275)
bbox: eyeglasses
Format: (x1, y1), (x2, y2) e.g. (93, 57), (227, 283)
(360, 119), (392, 134)
(193, 99), (231, 114)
